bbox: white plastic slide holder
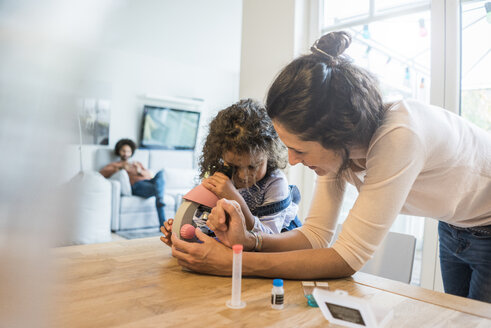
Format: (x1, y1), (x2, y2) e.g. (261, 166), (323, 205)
(312, 288), (393, 328)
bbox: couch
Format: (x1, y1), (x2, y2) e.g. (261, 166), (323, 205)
(94, 148), (199, 231)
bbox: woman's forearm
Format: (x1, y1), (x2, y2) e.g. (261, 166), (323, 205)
(260, 229), (312, 251)
(243, 247), (355, 279)
(245, 230), (356, 279)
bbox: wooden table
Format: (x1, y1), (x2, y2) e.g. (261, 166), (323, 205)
(52, 237), (491, 327)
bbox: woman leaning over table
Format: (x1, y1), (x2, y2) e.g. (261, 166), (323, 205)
(165, 31), (491, 303)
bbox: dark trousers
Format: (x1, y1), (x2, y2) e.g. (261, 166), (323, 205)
(438, 221), (491, 303)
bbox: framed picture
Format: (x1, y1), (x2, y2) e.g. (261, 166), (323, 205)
(78, 98), (110, 145)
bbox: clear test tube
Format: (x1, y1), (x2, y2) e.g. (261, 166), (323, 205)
(226, 244), (246, 309)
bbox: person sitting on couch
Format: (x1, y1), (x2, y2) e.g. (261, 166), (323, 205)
(99, 138), (166, 227)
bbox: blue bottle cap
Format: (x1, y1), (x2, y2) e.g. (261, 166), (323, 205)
(273, 279), (283, 287)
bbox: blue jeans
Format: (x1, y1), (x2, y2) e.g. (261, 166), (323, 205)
(131, 170), (166, 227)
(438, 221), (491, 303)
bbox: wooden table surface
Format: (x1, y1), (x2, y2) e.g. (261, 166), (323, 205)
(51, 237), (491, 328)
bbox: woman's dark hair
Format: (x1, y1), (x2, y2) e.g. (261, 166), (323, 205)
(114, 138), (136, 157)
(198, 99), (287, 179)
(266, 31), (385, 180)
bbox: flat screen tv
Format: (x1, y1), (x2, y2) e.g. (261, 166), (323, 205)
(140, 105), (201, 150)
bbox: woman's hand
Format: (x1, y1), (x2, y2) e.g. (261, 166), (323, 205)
(202, 172), (239, 200)
(206, 199), (255, 251)
(171, 228), (233, 275)
(160, 218), (174, 247)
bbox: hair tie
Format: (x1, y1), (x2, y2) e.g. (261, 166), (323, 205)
(311, 39), (338, 65)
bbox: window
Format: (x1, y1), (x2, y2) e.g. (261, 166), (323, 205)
(320, 0), (489, 290)
(321, 0), (432, 286)
(461, 0), (491, 131)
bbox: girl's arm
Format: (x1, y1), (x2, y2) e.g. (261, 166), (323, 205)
(232, 194), (258, 231)
(201, 172), (256, 230)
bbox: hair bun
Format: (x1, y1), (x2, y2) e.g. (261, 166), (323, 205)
(313, 31), (352, 58)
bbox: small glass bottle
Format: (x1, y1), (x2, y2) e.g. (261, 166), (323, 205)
(271, 279), (284, 310)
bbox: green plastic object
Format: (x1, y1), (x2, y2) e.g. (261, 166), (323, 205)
(305, 294), (319, 307)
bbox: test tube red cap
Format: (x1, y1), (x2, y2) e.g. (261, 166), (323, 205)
(232, 244), (243, 254)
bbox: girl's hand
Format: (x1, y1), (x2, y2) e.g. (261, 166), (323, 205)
(171, 228), (233, 275)
(202, 172), (239, 200)
(160, 218), (174, 247)
(206, 199), (255, 250)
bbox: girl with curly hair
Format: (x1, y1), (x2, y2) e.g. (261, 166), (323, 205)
(198, 98), (301, 234)
(160, 99), (301, 247)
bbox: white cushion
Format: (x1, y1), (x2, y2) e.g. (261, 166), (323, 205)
(120, 194), (176, 213)
(67, 171), (112, 244)
(130, 149), (150, 168)
(149, 150), (194, 170)
(118, 194), (176, 229)
(120, 195), (156, 213)
(164, 168), (199, 190)
(109, 169), (132, 196)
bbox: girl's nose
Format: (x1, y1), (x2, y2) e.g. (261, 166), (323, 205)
(237, 168), (248, 180)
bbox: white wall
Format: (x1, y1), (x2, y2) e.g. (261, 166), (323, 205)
(240, 0), (319, 219)
(65, 0), (243, 178)
(240, 0), (296, 102)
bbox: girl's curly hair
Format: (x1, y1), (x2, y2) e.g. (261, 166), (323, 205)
(198, 99), (287, 179)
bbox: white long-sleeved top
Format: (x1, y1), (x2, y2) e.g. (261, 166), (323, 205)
(298, 99), (491, 271)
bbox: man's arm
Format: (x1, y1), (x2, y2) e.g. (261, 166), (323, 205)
(99, 162), (122, 178)
(134, 161), (153, 179)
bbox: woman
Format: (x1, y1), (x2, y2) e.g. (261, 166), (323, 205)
(168, 31), (491, 302)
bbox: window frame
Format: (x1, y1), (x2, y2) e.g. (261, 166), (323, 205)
(319, 0), (463, 291)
